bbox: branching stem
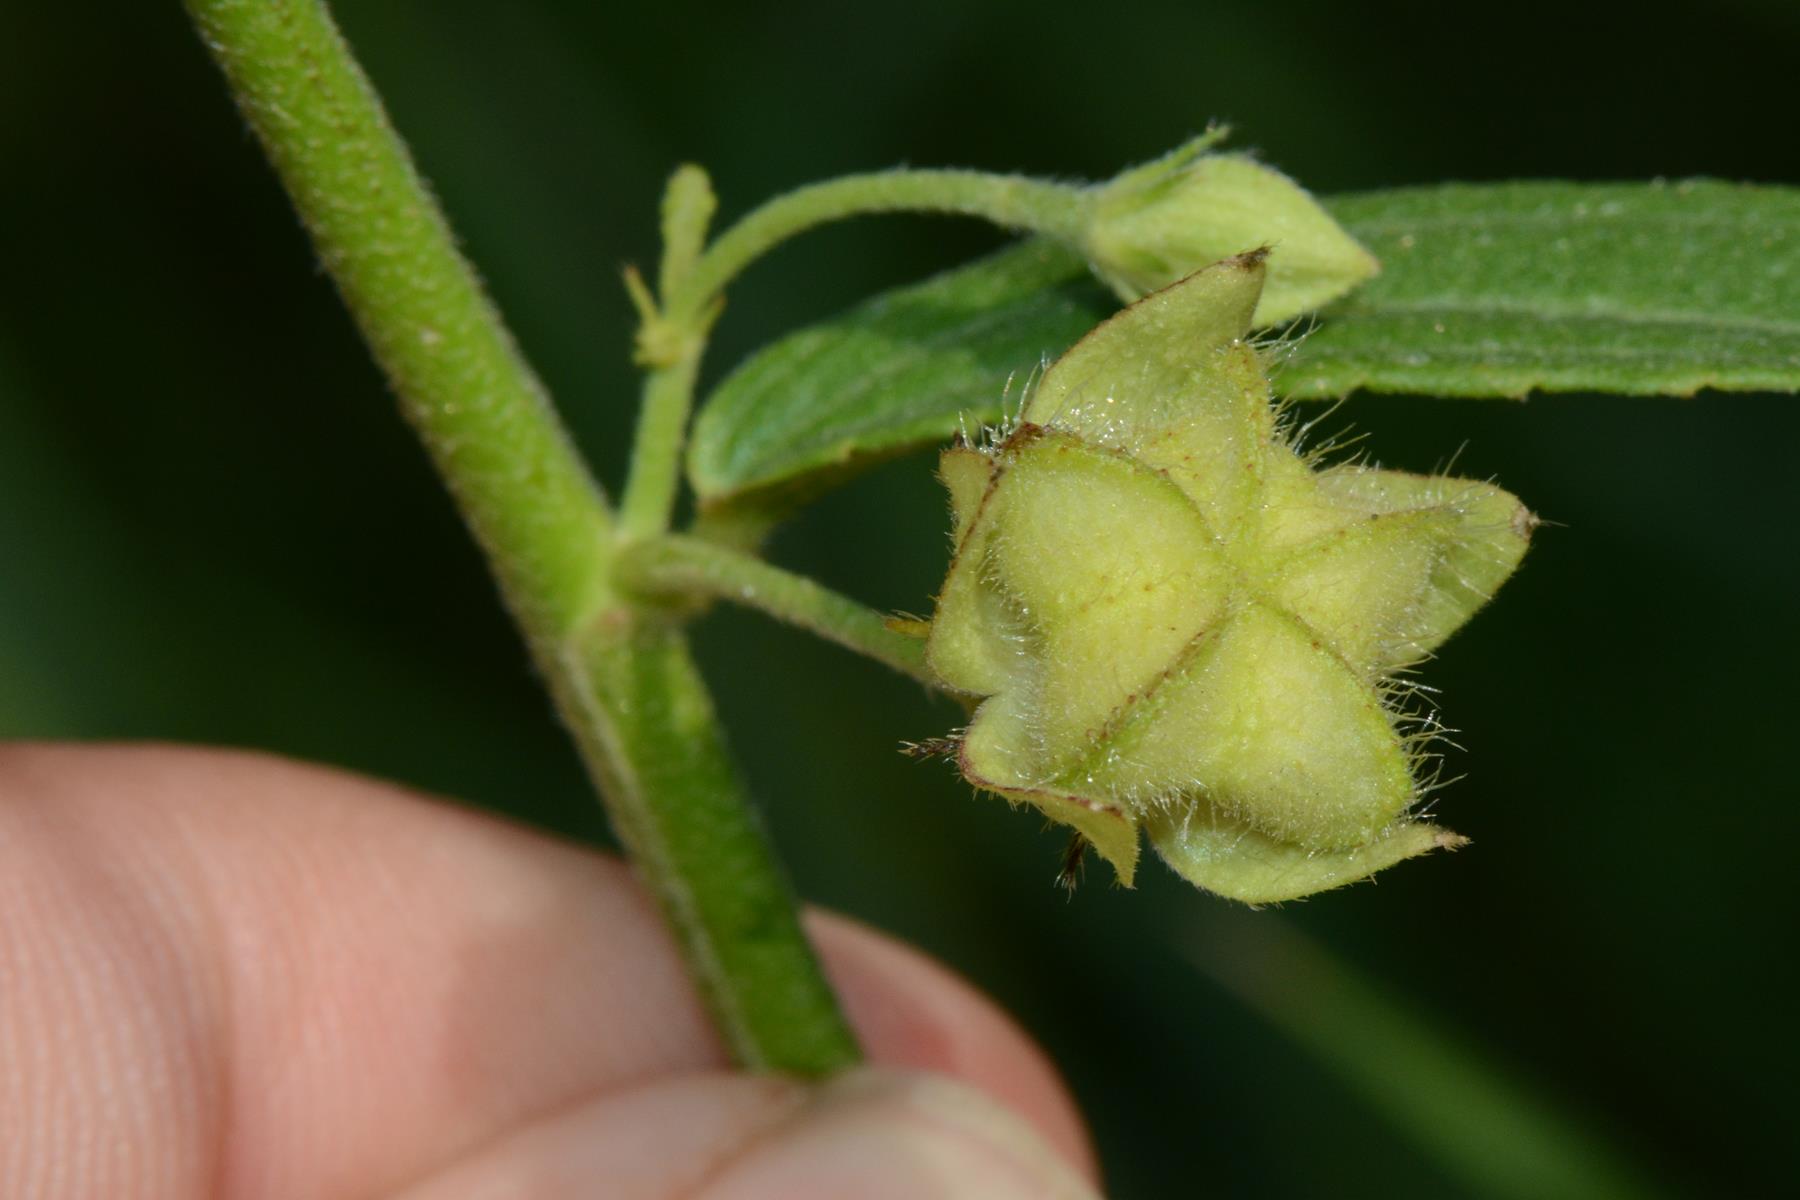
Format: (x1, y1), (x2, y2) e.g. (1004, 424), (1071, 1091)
(672, 168), (1093, 323)
(618, 535), (936, 686)
(185, 0), (859, 1076)
(614, 169), (1093, 540)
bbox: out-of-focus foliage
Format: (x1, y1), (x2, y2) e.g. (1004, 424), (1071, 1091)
(1187, 915), (1671, 1200)
(2, 1), (1795, 1195)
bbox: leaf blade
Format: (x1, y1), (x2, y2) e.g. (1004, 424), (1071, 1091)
(689, 180), (1800, 506)
(1282, 179), (1800, 398)
(1186, 916), (1673, 1200)
(687, 239), (1108, 504)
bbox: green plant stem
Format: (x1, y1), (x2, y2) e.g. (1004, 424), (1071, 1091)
(185, 0), (610, 637)
(186, 0), (859, 1076)
(619, 344), (707, 539)
(615, 169), (1093, 541)
(618, 535), (935, 685)
(671, 169), (1093, 323)
(562, 620), (861, 1073)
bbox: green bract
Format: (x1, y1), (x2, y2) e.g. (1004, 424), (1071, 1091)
(1084, 139), (1380, 325)
(924, 252), (1534, 903)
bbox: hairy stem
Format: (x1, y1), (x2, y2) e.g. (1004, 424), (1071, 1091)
(185, 0), (610, 637)
(671, 168), (1093, 323)
(614, 169), (1092, 541)
(561, 619), (861, 1073)
(186, 0), (859, 1075)
(618, 535), (935, 685)
(619, 342), (708, 539)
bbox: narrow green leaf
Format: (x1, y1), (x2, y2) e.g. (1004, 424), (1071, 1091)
(689, 181), (1800, 507)
(1186, 916), (1671, 1200)
(687, 240), (1110, 505)
(1284, 180), (1800, 398)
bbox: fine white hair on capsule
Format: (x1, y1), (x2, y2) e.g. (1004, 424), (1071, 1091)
(988, 357), (1051, 446)
(1292, 414), (1369, 468)
(1432, 440), (1472, 478)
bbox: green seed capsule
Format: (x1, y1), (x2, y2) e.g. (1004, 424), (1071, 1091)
(924, 252), (1533, 903)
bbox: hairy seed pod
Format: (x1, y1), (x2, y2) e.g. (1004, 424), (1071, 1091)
(925, 252), (1533, 903)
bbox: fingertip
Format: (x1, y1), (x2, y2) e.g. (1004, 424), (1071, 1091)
(697, 1068), (1101, 1200)
(0, 743), (1099, 1191)
(390, 1074), (810, 1200)
(808, 911), (1099, 1184)
(395, 1069), (1101, 1200)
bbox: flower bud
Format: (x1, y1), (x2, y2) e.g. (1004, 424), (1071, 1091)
(924, 253), (1533, 903)
(1084, 138), (1379, 326)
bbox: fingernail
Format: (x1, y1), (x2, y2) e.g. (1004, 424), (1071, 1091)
(699, 1067), (1103, 1200)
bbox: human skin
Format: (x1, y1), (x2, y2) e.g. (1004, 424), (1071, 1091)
(0, 743), (1099, 1199)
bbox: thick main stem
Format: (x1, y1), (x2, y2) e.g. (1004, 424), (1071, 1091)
(186, 0), (859, 1075)
(186, 0), (610, 637)
(562, 621), (861, 1072)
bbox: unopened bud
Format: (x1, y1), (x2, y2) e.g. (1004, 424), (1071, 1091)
(1084, 139), (1379, 325)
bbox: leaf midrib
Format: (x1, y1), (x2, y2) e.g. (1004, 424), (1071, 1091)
(1332, 295), (1800, 337)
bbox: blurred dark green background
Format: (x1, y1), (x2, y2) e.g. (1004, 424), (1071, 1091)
(4, 2), (1795, 1195)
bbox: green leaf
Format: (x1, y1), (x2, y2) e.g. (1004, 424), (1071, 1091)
(1187, 916), (1671, 1200)
(687, 239), (1111, 505)
(689, 181), (1800, 507)
(1283, 179), (1800, 398)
